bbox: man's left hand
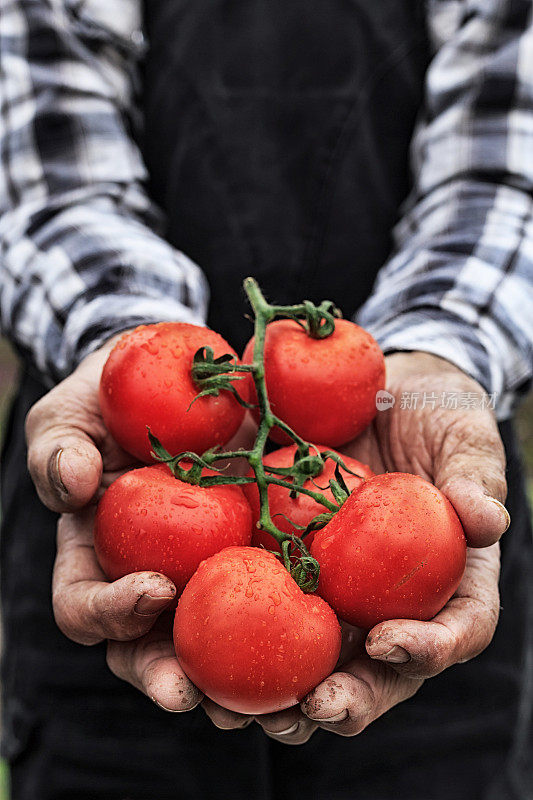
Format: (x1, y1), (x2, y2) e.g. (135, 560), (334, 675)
(249, 351), (507, 743)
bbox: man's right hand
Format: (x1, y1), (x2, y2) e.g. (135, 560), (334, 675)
(26, 334), (203, 712)
(26, 335), (256, 725)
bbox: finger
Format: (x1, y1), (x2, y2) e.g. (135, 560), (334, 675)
(201, 698), (253, 730)
(255, 707), (317, 745)
(301, 657), (422, 737)
(365, 545), (500, 678)
(27, 409), (103, 512)
(107, 614), (203, 712)
(25, 335), (130, 513)
(53, 510), (176, 645)
(434, 413), (509, 547)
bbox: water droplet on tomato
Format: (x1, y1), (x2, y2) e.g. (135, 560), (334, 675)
(269, 591), (281, 606)
(172, 495), (199, 509)
(141, 340), (160, 356)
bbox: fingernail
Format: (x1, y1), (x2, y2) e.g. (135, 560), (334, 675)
(373, 645), (410, 664)
(213, 719), (249, 730)
(315, 710), (349, 724)
(488, 498), (511, 533)
(48, 448), (69, 496)
(271, 722), (299, 736)
(134, 594), (174, 616)
(153, 698), (184, 713)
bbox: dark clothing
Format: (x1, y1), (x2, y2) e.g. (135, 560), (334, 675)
(142, 0), (428, 353)
(2, 1), (533, 797)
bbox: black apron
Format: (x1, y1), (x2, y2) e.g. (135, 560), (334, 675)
(2, 2), (532, 798)
(142, 0), (429, 352)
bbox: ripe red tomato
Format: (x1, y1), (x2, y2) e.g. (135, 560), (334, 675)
(100, 322), (245, 463)
(94, 465), (252, 594)
(242, 319), (385, 446)
(174, 546), (341, 714)
(311, 473), (466, 629)
(243, 444), (374, 552)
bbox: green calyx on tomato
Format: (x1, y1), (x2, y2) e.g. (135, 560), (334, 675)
(188, 346), (254, 410)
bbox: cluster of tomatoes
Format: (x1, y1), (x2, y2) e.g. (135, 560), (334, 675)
(95, 301), (466, 715)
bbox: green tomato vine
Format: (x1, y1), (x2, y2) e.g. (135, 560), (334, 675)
(149, 277), (360, 592)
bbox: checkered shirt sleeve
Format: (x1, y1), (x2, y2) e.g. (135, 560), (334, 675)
(358, 0), (533, 416)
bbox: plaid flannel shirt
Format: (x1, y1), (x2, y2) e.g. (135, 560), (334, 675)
(1, 0), (532, 417)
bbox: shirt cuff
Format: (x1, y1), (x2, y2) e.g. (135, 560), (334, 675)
(357, 309), (514, 419)
(53, 294), (206, 382)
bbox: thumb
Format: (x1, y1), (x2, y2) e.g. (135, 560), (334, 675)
(434, 415), (509, 548)
(25, 367), (105, 512)
(28, 429), (103, 513)
(25, 333), (133, 513)
(301, 656), (422, 736)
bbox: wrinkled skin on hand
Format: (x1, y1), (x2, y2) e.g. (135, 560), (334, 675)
(251, 352), (506, 743)
(27, 346), (508, 738)
(27, 334), (253, 713)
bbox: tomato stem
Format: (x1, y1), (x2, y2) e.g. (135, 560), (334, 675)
(150, 278), (351, 593)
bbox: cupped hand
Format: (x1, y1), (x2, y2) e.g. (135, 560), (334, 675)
(29, 334), (193, 710)
(29, 335), (257, 720)
(254, 351), (508, 743)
